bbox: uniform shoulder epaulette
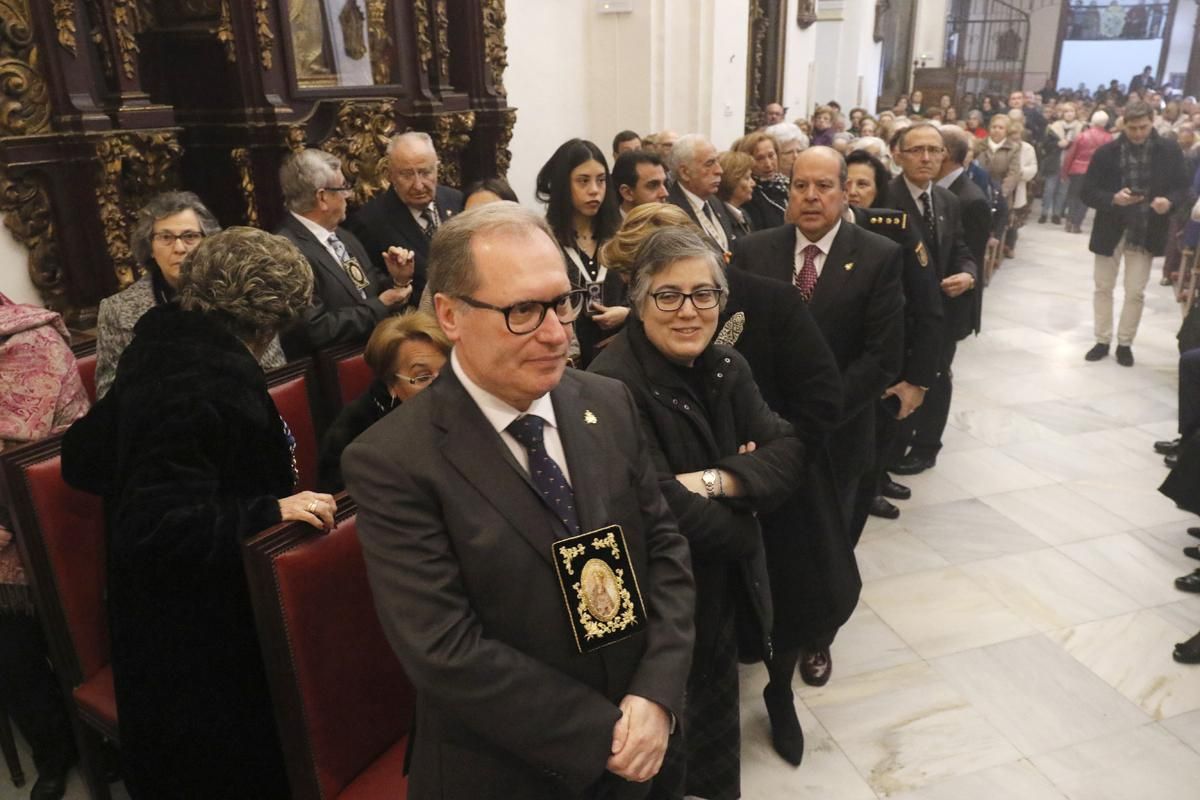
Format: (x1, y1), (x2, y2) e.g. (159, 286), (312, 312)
(865, 209), (908, 230)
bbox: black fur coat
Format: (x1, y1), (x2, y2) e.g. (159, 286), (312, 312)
(62, 304), (293, 799)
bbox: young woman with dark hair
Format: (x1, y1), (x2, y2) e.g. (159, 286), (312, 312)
(536, 138), (627, 366)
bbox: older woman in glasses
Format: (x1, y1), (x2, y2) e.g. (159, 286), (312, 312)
(589, 226), (803, 800)
(95, 191), (285, 398)
(318, 310), (449, 491)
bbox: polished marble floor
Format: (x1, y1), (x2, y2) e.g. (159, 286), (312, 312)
(4, 220), (1198, 800)
(740, 220), (1200, 798)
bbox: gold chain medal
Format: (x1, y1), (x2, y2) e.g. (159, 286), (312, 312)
(343, 257), (371, 291)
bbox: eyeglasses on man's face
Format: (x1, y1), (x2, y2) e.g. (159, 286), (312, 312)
(151, 230), (204, 247)
(900, 145), (945, 158)
(393, 165), (439, 183)
(321, 180), (356, 194)
(457, 289), (588, 335)
(648, 288), (724, 312)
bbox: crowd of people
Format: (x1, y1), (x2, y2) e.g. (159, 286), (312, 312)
(2, 70), (1200, 800)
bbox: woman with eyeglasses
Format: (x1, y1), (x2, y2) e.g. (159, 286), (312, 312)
(589, 226), (803, 800)
(95, 191), (285, 398)
(536, 138), (625, 367)
(318, 311), (449, 491)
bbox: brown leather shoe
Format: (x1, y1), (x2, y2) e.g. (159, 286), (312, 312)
(799, 649), (832, 686)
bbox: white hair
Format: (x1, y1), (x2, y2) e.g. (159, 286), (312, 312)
(765, 122), (808, 150)
(280, 149), (342, 213)
(849, 136), (887, 157)
(386, 131), (435, 157)
(1090, 110), (1110, 127)
(668, 133), (711, 174)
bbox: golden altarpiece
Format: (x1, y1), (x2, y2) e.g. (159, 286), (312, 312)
(0, 0), (515, 328)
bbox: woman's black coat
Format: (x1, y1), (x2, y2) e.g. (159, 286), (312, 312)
(589, 319), (804, 666)
(62, 305), (292, 799)
(318, 378), (396, 492)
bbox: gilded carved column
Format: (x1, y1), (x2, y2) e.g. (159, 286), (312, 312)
(431, 110), (475, 188)
(317, 100), (398, 207)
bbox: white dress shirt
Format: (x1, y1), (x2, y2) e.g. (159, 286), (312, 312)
(408, 202), (438, 233)
(792, 219), (842, 281)
(291, 211), (342, 264)
(451, 349), (572, 484)
(937, 166), (964, 190)
(679, 183), (729, 250)
(903, 176), (935, 215)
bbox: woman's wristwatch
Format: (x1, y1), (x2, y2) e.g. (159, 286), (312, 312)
(702, 469), (722, 498)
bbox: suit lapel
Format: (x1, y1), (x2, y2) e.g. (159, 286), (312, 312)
(284, 217), (364, 303)
(810, 222), (857, 316)
(764, 224), (797, 285)
(434, 371), (558, 567)
(550, 372), (608, 533)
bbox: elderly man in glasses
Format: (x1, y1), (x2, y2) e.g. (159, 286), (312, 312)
(346, 131), (466, 308)
(276, 147), (415, 357)
(344, 202), (695, 799)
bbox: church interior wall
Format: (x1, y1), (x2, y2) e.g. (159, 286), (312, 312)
(780, 0), (882, 117)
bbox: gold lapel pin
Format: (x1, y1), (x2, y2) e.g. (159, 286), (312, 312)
(844, 262), (855, 271)
(583, 410), (598, 425)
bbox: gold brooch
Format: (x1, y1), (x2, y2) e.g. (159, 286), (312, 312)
(583, 410), (598, 425)
(844, 261), (855, 271)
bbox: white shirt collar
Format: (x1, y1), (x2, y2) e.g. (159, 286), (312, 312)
(408, 201), (437, 227)
(291, 211), (337, 243)
(904, 176), (934, 208)
(795, 218), (841, 254)
(678, 183), (711, 215)
(937, 166), (964, 189)
(450, 348), (559, 435)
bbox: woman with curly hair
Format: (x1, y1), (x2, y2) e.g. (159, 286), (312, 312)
(63, 227), (334, 799)
(737, 130), (788, 230)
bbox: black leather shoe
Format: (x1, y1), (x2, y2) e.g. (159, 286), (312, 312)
(1166, 453), (1180, 469)
(881, 477), (912, 500)
(1185, 546), (1200, 561)
(763, 686), (805, 766)
(869, 496), (900, 519)
(1085, 343), (1110, 361)
(891, 454), (936, 475)
(1174, 631), (1200, 664)
(799, 649), (832, 687)
(30, 772), (68, 800)
(1188, 527), (1200, 540)
(1176, 570), (1200, 593)
(1155, 438), (1181, 455)
(1115, 345), (1134, 367)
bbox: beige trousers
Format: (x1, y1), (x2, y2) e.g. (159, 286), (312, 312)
(1094, 234), (1154, 346)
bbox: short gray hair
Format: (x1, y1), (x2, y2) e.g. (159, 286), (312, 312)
(765, 122), (809, 150)
(1090, 110), (1110, 127)
(178, 227), (314, 345)
(629, 226), (728, 314)
(280, 148), (342, 214)
(386, 131), (435, 158)
(667, 133), (709, 174)
(427, 201), (558, 299)
(131, 190), (220, 267)
(941, 125), (972, 165)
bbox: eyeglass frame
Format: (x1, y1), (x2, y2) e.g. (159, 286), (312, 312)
(150, 230), (205, 247)
(393, 370), (439, 387)
(898, 145), (945, 157)
(455, 288), (589, 335)
(392, 164), (440, 183)
(320, 179), (356, 194)
(647, 287), (725, 313)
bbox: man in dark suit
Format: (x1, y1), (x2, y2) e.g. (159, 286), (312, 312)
(732, 146), (903, 751)
(1082, 101), (1188, 366)
(666, 134), (739, 254)
(343, 203), (695, 799)
(275, 148), (413, 357)
(344, 131), (465, 306)
(939, 124), (991, 336)
(886, 123), (979, 476)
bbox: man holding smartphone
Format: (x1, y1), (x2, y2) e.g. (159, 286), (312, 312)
(1082, 101), (1188, 366)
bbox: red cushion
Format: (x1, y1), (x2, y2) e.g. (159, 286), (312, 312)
(274, 517), (413, 797)
(73, 664), (118, 737)
(23, 455), (109, 678)
(337, 738), (408, 800)
(336, 354), (373, 408)
(268, 375), (318, 492)
(76, 353), (97, 404)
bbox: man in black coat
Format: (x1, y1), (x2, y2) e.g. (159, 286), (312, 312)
(275, 148), (413, 358)
(666, 134), (740, 254)
(1082, 101), (1188, 367)
(344, 131), (465, 306)
(940, 124), (991, 336)
(344, 204), (694, 799)
(732, 146), (903, 755)
(886, 124), (979, 476)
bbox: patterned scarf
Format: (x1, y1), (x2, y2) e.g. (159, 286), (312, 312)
(756, 173), (789, 215)
(1119, 135), (1152, 250)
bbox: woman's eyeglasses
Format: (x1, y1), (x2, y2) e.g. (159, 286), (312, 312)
(394, 371), (439, 387)
(152, 231), (204, 247)
(648, 288), (724, 312)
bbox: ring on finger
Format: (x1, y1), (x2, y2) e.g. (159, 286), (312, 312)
(306, 500), (318, 513)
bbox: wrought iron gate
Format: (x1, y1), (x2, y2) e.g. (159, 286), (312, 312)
(944, 0), (1031, 98)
